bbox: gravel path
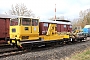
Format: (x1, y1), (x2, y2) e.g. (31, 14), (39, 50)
(0, 38), (90, 60)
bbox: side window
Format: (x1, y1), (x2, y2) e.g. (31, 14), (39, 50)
(64, 25), (66, 28)
(10, 18), (18, 26)
(22, 18), (31, 26)
(44, 23), (48, 27)
(32, 19), (38, 26)
(70, 25), (72, 28)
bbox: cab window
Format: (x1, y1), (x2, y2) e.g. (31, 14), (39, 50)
(32, 19), (38, 26)
(10, 18), (18, 26)
(22, 18), (31, 26)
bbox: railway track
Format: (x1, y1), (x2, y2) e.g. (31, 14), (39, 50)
(0, 50), (27, 58)
(0, 37), (89, 58)
(0, 46), (60, 58)
(0, 44), (11, 49)
(0, 45), (54, 58)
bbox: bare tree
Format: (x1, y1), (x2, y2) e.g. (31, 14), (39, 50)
(8, 3), (35, 17)
(79, 9), (90, 27)
(72, 8), (90, 28)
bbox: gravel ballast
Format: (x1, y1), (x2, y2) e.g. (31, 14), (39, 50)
(0, 38), (90, 60)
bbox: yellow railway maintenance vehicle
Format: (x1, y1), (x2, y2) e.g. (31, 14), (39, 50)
(8, 16), (70, 49)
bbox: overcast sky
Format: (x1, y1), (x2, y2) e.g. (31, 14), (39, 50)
(0, 0), (90, 20)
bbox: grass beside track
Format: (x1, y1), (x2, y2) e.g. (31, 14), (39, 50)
(66, 48), (90, 60)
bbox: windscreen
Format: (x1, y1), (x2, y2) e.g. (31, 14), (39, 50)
(10, 18), (19, 26)
(32, 19), (38, 26)
(22, 18), (31, 26)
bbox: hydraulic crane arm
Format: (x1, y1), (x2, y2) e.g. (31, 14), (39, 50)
(46, 24), (57, 35)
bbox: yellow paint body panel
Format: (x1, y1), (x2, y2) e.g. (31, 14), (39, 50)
(10, 26), (20, 39)
(39, 34), (64, 41)
(10, 25), (39, 41)
(63, 35), (69, 38)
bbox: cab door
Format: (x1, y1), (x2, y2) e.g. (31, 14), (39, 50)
(21, 18), (32, 34)
(31, 19), (39, 34)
